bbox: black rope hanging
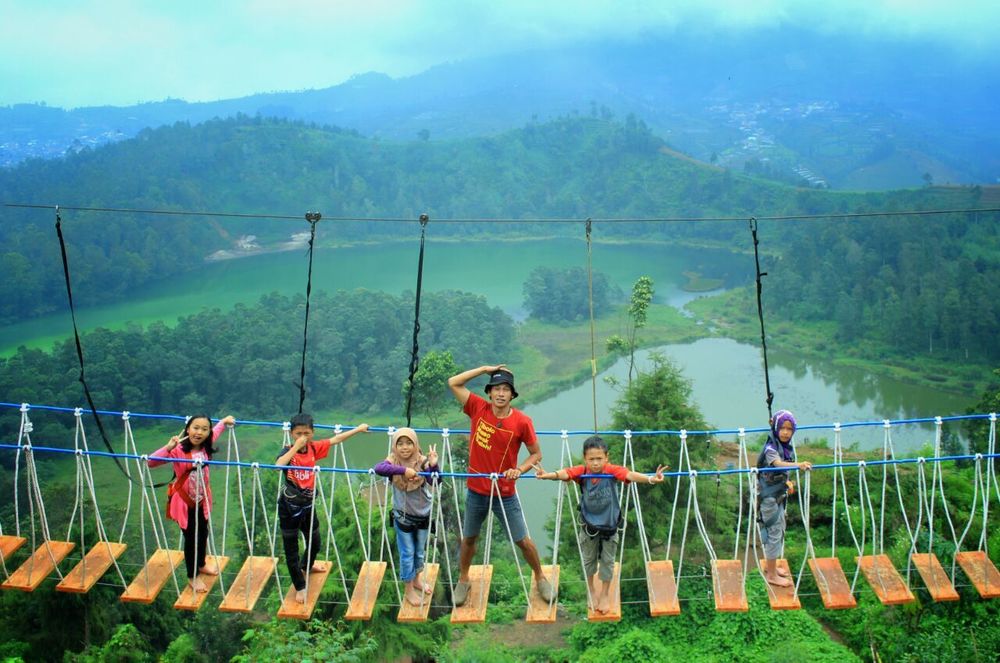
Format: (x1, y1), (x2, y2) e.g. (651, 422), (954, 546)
(296, 211), (321, 414)
(54, 206), (147, 484)
(404, 214), (430, 427)
(749, 217), (774, 421)
(585, 218), (599, 433)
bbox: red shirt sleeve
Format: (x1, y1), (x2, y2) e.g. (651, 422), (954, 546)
(518, 412), (537, 446)
(464, 392), (486, 417)
(564, 465), (586, 480)
(312, 439), (332, 460)
(606, 463), (631, 482)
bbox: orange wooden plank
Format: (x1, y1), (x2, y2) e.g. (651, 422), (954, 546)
(278, 560), (332, 620)
(955, 551), (1000, 599)
(525, 565), (560, 624)
(451, 564), (492, 624)
(1, 541), (75, 592)
(712, 559), (748, 612)
(397, 563), (440, 623)
(219, 556), (278, 613)
(0, 535), (27, 562)
(56, 542), (127, 594)
(758, 558), (801, 610)
(857, 554), (915, 605)
(646, 559), (680, 616)
(121, 549), (184, 604)
(911, 553), (959, 602)
(345, 560), (387, 621)
(587, 562), (622, 622)
(808, 557), (857, 609)
(174, 555), (230, 611)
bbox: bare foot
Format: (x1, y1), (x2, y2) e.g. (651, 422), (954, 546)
(190, 577), (207, 593)
(198, 563), (219, 576)
(310, 562), (325, 573)
(405, 588), (426, 606)
(295, 588), (307, 604)
(765, 572), (792, 587)
(597, 593), (611, 613)
(777, 566), (790, 578)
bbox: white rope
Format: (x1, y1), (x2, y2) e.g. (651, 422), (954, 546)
(252, 463), (284, 600)
(316, 461), (350, 602)
(19, 409), (66, 583)
(733, 428), (748, 559)
(323, 424), (343, 562)
(854, 461), (880, 595)
(880, 421), (914, 552)
(492, 476), (532, 605)
(74, 410), (129, 589)
(905, 458), (930, 587)
(192, 458), (227, 596)
(982, 414), (997, 552)
(793, 470), (818, 599)
(137, 456), (182, 597)
(832, 424), (863, 558)
(220, 424), (235, 557)
(118, 412), (137, 543)
(302, 467), (320, 598)
(340, 443), (369, 561)
(689, 470), (717, 562)
(666, 431), (691, 559)
(673, 463), (695, 594)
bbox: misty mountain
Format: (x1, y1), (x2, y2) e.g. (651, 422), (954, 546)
(2, 28), (998, 189)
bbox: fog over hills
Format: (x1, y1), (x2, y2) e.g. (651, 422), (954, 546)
(3, 28), (998, 189)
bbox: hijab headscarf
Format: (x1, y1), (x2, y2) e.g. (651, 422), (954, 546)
(388, 427), (426, 492)
(770, 409), (797, 441)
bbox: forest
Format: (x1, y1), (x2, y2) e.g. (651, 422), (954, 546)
(2, 114), (999, 661)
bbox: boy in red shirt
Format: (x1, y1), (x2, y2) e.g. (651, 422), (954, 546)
(275, 413), (370, 603)
(536, 435), (666, 613)
(447, 364), (553, 606)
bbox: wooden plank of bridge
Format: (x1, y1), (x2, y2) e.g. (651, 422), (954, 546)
(397, 563), (440, 623)
(911, 553), (959, 602)
(121, 549), (184, 604)
(56, 542), (127, 594)
(646, 559), (680, 616)
(587, 562), (621, 622)
(808, 557), (857, 609)
(0, 535), (27, 562)
(174, 555), (230, 611)
(1, 541), (75, 592)
(277, 560), (332, 620)
(955, 550), (1000, 599)
(857, 554), (915, 605)
(758, 558), (801, 610)
(450, 564), (492, 624)
(525, 564), (560, 624)
(219, 556), (278, 613)
(712, 559), (748, 612)
(345, 560), (387, 621)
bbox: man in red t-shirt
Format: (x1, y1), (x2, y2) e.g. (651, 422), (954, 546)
(447, 364), (554, 606)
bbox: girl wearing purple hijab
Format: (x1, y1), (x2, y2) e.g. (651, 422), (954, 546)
(756, 409), (812, 587)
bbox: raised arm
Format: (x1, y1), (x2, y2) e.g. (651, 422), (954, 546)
(448, 364), (505, 405)
(330, 423), (370, 446)
(275, 435), (308, 467)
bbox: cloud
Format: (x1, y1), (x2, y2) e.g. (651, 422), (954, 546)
(1, 0), (997, 107)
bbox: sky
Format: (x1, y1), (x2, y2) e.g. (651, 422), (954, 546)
(1, 0), (998, 109)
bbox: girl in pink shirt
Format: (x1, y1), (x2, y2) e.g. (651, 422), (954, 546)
(148, 413), (235, 592)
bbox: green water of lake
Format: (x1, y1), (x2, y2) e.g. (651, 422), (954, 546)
(0, 238), (741, 355)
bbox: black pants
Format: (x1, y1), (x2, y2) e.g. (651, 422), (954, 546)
(182, 504), (209, 579)
(278, 498), (321, 591)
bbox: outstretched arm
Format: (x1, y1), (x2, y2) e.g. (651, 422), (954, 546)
(625, 464), (668, 485)
(448, 364), (506, 405)
(330, 423), (370, 447)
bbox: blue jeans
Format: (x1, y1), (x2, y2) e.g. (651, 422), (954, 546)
(462, 489), (528, 543)
(394, 520), (428, 582)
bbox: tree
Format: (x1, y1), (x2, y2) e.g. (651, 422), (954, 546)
(232, 619), (376, 662)
(606, 276), (653, 386)
(523, 266), (617, 323)
(403, 349), (458, 427)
